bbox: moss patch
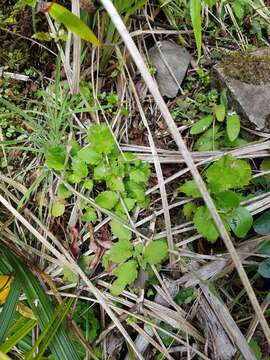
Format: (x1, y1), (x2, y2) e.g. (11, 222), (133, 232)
(221, 50), (270, 85)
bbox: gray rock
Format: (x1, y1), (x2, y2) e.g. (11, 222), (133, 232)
(213, 49), (270, 132)
(148, 40), (191, 98)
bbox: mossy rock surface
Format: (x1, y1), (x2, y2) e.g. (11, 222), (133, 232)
(213, 48), (270, 132)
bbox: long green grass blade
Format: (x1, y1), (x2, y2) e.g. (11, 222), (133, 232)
(2, 249), (80, 360)
(190, 0), (202, 59)
(0, 318), (37, 353)
(25, 298), (73, 360)
(0, 277), (21, 343)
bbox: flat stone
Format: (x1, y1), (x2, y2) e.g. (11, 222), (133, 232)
(148, 40), (191, 98)
(213, 48), (270, 132)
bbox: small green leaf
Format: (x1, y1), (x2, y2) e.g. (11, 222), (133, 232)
(107, 176), (125, 192)
(88, 124), (115, 154)
(94, 163), (112, 181)
(144, 240), (168, 265)
(45, 145), (66, 171)
(258, 258), (270, 278)
(83, 179), (94, 192)
(111, 260), (138, 295)
(179, 180), (201, 198)
(82, 207), (97, 223)
(110, 219), (132, 241)
(183, 202), (196, 220)
(193, 206), (219, 243)
(226, 113), (240, 142)
(95, 191), (118, 210)
(190, 0), (202, 59)
(71, 158), (88, 178)
(125, 181), (146, 203)
(227, 207), (253, 238)
(190, 115), (213, 135)
(129, 163), (151, 183)
(57, 184), (72, 199)
(110, 240), (133, 263)
(77, 147), (101, 165)
(260, 159), (270, 172)
(214, 103), (226, 122)
(257, 240), (270, 256)
(45, 3), (100, 45)
(21, 0), (37, 7)
(205, 155), (251, 193)
(254, 210), (270, 235)
(63, 266), (78, 283)
(213, 191), (240, 210)
(52, 202), (65, 217)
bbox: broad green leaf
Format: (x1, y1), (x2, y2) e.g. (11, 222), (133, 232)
(107, 176), (125, 192)
(183, 202), (196, 220)
(226, 113), (240, 142)
(111, 260), (138, 295)
(214, 103), (226, 122)
(82, 207), (97, 223)
(227, 207), (253, 238)
(205, 155), (251, 193)
(71, 158), (88, 178)
(257, 240), (270, 256)
(77, 146), (101, 165)
(190, 0), (202, 59)
(45, 145), (66, 171)
(125, 181), (146, 203)
(232, 0), (247, 20)
(83, 179), (94, 192)
(110, 240), (133, 263)
(193, 206), (219, 243)
(144, 240), (168, 265)
(57, 184), (72, 199)
(213, 191), (240, 210)
(52, 201), (65, 217)
(129, 163), (151, 183)
(254, 210), (270, 235)
(115, 198), (136, 213)
(260, 159), (270, 172)
(195, 125), (223, 151)
(179, 180), (201, 198)
(258, 258), (270, 278)
(88, 124), (115, 154)
(95, 191), (118, 210)
(110, 219), (132, 241)
(94, 163), (112, 180)
(44, 3), (100, 45)
(190, 115), (213, 135)
(63, 265), (78, 284)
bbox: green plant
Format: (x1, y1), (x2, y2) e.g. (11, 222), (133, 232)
(189, 89), (246, 150)
(255, 215), (270, 279)
(102, 239), (168, 295)
(180, 154), (253, 243)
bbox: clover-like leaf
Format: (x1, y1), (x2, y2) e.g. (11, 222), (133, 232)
(110, 239), (133, 263)
(82, 207), (97, 223)
(111, 260), (138, 295)
(205, 155), (251, 193)
(78, 146), (101, 165)
(57, 184), (72, 199)
(179, 180), (201, 198)
(45, 145), (66, 171)
(110, 219), (132, 241)
(88, 124), (115, 154)
(95, 191), (118, 210)
(253, 210), (270, 235)
(193, 206), (219, 243)
(52, 201), (65, 217)
(144, 240), (168, 265)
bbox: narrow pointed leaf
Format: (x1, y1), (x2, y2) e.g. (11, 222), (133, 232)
(43, 3), (100, 45)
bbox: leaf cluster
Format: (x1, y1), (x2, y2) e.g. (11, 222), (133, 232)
(180, 154), (253, 243)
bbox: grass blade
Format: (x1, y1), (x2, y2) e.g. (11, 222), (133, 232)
(2, 249), (80, 360)
(0, 277), (21, 343)
(190, 0), (202, 60)
(25, 298), (73, 360)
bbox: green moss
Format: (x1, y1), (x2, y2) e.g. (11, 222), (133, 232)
(221, 50), (270, 85)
